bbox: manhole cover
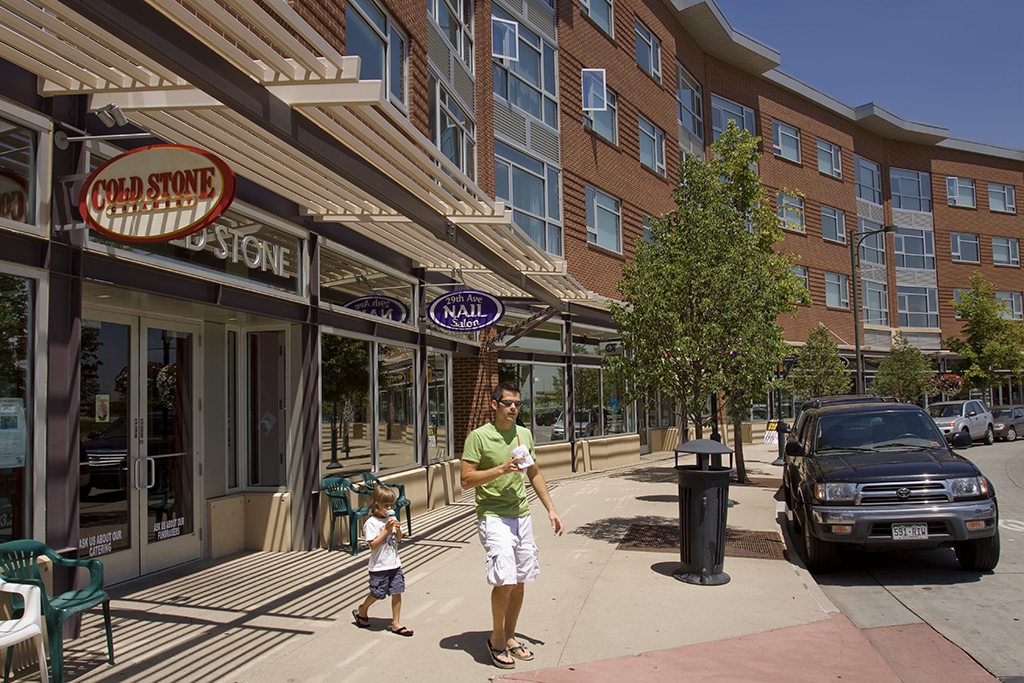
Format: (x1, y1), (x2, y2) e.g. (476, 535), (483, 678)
(617, 524), (785, 560)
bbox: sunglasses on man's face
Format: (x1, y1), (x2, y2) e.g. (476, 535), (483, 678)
(497, 399), (522, 408)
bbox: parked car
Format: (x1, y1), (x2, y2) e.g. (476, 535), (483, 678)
(927, 399), (994, 445)
(783, 399), (999, 574)
(991, 405), (1024, 442)
(550, 409), (599, 440)
(535, 407), (561, 426)
(79, 417), (130, 497)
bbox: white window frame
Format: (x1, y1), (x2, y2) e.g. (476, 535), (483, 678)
(863, 280), (889, 326)
(492, 6), (559, 128)
(633, 18), (661, 81)
(988, 182), (1016, 213)
(893, 227), (935, 270)
(996, 291), (1024, 320)
(817, 138), (841, 178)
(791, 265), (809, 304)
(953, 288), (968, 319)
(897, 285), (939, 328)
(491, 17), (519, 60)
(494, 141), (562, 256)
(890, 168), (932, 212)
(676, 63), (703, 141)
(950, 232), (980, 263)
(581, 68), (607, 112)
(347, 0), (408, 110)
(428, 71), (476, 179)
(583, 87), (617, 143)
(777, 192), (804, 232)
(820, 205), (846, 244)
(429, 0), (473, 69)
(638, 116), (665, 176)
(772, 120), (801, 163)
(992, 236), (1020, 267)
(825, 272), (849, 309)
(858, 218), (886, 266)
(947, 176), (976, 208)
(580, 0), (613, 37)
(854, 155), (882, 204)
(642, 214), (653, 242)
(711, 95), (755, 140)
(585, 184), (622, 253)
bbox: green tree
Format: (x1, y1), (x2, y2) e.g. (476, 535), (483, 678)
(608, 122), (803, 480)
(788, 325), (852, 399)
(871, 332), (938, 403)
(945, 271), (1024, 395)
(321, 335), (371, 463)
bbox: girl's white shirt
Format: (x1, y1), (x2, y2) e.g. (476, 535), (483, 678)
(364, 514), (401, 571)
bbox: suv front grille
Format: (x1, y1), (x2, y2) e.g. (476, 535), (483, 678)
(858, 481), (949, 505)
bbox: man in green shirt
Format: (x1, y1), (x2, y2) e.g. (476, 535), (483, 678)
(461, 381), (563, 670)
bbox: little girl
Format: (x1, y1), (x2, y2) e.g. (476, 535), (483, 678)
(352, 484), (413, 636)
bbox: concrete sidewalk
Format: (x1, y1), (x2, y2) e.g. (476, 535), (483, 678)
(59, 441), (996, 682)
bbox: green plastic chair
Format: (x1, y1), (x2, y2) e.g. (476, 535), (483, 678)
(321, 477), (370, 555)
(359, 472), (412, 536)
(0, 540), (113, 683)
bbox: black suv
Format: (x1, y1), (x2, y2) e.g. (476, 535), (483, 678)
(783, 400), (999, 573)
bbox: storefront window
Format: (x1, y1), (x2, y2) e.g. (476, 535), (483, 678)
(0, 119), (36, 228)
(379, 345), (416, 471)
(0, 275), (32, 542)
(320, 248), (415, 325)
(426, 351), (449, 462)
(321, 335), (373, 477)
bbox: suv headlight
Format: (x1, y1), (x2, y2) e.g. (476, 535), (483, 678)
(813, 482), (856, 502)
(951, 476), (990, 499)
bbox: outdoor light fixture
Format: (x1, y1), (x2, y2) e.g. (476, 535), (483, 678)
(849, 224), (898, 393)
(95, 102), (129, 128)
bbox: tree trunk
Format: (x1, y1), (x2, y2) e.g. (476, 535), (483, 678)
(732, 418), (748, 484)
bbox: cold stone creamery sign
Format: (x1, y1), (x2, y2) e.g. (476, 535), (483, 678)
(79, 144), (236, 243)
(0, 171), (27, 222)
(427, 289), (504, 331)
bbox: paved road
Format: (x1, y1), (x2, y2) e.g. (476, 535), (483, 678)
(809, 439), (1024, 680)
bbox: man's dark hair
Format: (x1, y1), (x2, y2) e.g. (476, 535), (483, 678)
(492, 381), (521, 402)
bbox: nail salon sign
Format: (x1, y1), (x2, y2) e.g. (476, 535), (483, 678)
(427, 290), (504, 331)
(344, 295), (409, 323)
(79, 144), (236, 243)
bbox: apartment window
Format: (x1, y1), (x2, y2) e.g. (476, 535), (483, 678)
(428, 72), (475, 179)
(638, 117), (665, 176)
(947, 176), (976, 207)
(863, 280), (889, 326)
(825, 272), (849, 309)
(491, 17), (518, 60)
(585, 185), (621, 253)
(890, 168), (932, 212)
(950, 232), (980, 263)
(634, 19), (661, 81)
(988, 183), (1016, 213)
(996, 291), (1024, 320)
(676, 64), (703, 141)
(583, 89), (617, 143)
(858, 219), (886, 266)
(817, 139), (841, 178)
(791, 265), (809, 303)
(711, 95), (755, 140)
(492, 5), (558, 128)
(777, 192), (804, 232)
(580, 0), (613, 36)
(772, 120), (800, 163)
(893, 228), (935, 270)
(820, 205), (846, 243)
(347, 0), (407, 109)
(495, 141), (562, 256)
(854, 155), (882, 204)
(429, 0), (473, 68)
(642, 214), (652, 242)
(897, 286), (939, 328)
(992, 236), (1020, 266)
(953, 288), (967, 319)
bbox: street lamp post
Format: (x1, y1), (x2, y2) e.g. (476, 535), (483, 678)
(850, 224), (898, 393)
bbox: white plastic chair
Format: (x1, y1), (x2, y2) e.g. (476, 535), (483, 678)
(0, 580), (48, 682)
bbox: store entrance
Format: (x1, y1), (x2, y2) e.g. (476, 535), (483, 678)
(78, 314), (201, 584)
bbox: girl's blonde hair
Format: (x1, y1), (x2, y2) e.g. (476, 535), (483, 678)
(369, 484), (398, 515)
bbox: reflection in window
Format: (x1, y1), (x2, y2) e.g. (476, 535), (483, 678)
(347, 0), (407, 108)
(492, 4), (558, 128)
(426, 351), (450, 462)
(0, 119), (35, 227)
(378, 345), (416, 472)
(0, 276), (32, 542)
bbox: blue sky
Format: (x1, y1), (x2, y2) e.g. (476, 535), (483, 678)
(713, 0), (1024, 151)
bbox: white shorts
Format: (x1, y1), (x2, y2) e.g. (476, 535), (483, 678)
(476, 515), (540, 586)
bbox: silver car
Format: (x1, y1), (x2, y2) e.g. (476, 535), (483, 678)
(927, 400), (994, 445)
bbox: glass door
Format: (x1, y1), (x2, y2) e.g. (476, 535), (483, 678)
(79, 315), (201, 583)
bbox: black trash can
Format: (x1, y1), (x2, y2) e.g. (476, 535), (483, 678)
(674, 465), (731, 585)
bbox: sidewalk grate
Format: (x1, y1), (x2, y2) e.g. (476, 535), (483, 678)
(617, 524), (786, 560)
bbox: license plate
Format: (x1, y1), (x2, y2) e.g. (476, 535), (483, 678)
(892, 523), (927, 539)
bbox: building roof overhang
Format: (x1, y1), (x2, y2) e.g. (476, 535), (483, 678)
(0, 0), (599, 309)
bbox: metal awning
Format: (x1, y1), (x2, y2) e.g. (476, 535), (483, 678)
(0, 0), (602, 307)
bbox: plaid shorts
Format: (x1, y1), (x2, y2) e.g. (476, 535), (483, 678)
(368, 566), (405, 599)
